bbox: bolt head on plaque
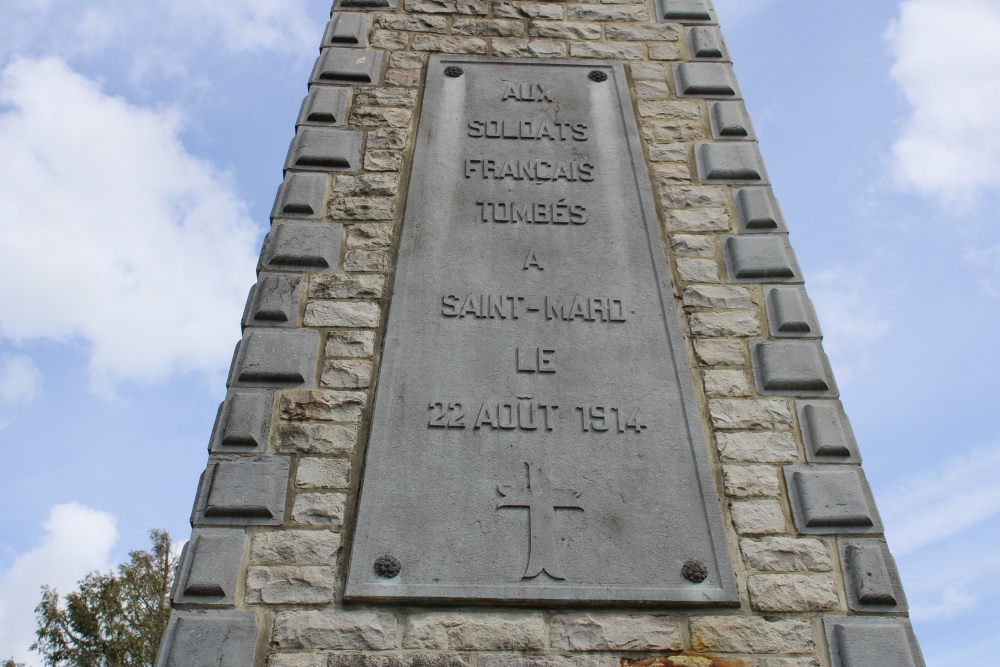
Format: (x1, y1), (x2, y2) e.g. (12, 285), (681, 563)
(374, 554), (401, 578)
(588, 70), (608, 82)
(682, 559), (709, 583)
(444, 66), (464, 78)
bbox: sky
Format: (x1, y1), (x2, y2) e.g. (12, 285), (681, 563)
(0, 0), (998, 664)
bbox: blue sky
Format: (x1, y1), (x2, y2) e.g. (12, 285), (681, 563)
(0, 0), (998, 664)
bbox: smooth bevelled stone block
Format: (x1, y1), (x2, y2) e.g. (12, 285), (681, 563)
(229, 329), (320, 388)
(272, 172), (329, 220)
(710, 102), (753, 141)
(193, 456), (290, 526)
(724, 235), (801, 282)
(210, 389), (273, 453)
(262, 222), (342, 272)
(155, 610), (258, 667)
(735, 187), (785, 232)
(323, 13), (367, 48)
(688, 26), (727, 60)
(785, 465), (883, 534)
(840, 538), (908, 612)
(695, 143), (767, 183)
(797, 400), (860, 463)
(310, 48), (382, 85)
(658, 0), (715, 22)
(765, 286), (820, 338)
(674, 63), (739, 97)
(285, 127), (362, 172)
(824, 618), (925, 667)
(171, 529), (244, 606)
(752, 339), (837, 396)
(244, 274), (303, 328)
(297, 88), (348, 128)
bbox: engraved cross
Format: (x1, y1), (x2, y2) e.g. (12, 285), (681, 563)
(497, 462), (583, 580)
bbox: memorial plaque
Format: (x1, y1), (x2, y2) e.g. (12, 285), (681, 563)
(345, 57), (737, 605)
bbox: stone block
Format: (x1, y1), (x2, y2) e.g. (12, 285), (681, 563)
(355, 87), (418, 107)
(244, 273), (302, 328)
(566, 6), (648, 22)
(688, 26), (727, 60)
(708, 398), (792, 430)
(350, 106), (413, 128)
(334, 173), (399, 196)
(297, 88), (348, 128)
(328, 196), (395, 220)
(323, 13), (367, 48)
(735, 187), (786, 232)
(722, 464), (779, 497)
(674, 63), (739, 98)
(690, 311), (760, 337)
(272, 610), (397, 650)
(277, 422), (358, 455)
(296, 457), (351, 489)
(481, 659), (615, 667)
(262, 222), (342, 272)
(412, 35), (487, 53)
(279, 389), (367, 422)
(292, 492), (347, 525)
(740, 536), (832, 572)
(785, 465), (883, 534)
(310, 48), (383, 85)
(648, 141), (686, 160)
(765, 286), (821, 338)
(710, 101), (754, 140)
(229, 329), (320, 388)
(630, 63), (667, 80)
(694, 339), (745, 366)
(659, 185), (727, 208)
(403, 613), (545, 650)
(272, 173), (329, 220)
(373, 14), (449, 32)
(322, 358), (373, 388)
(170, 528), (244, 606)
(192, 456), (290, 526)
(246, 565), (336, 604)
(670, 234), (715, 257)
(823, 618), (924, 667)
(797, 400), (861, 463)
(747, 573), (840, 612)
(370, 30), (408, 50)
(326, 330), (376, 357)
(839, 538), (907, 612)
(666, 208), (730, 232)
(311, 274), (384, 300)
(528, 21), (600, 41)
(690, 616), (814, 654)
(716, 431), (798, 463)
(404, 0), (488, 14)
(550, 614), (683, 651)
(346, 223), (393, 248)
(494, 2), (564, 20)
(155, 610), (258, 667)
(643, 118), (703, 142)
(724, 235), (802, 282)
(250, 529), (341, 564)
(209, 389), (273, 453)
(453, 18), (525, 37)
(648, 43), (682, 61)
(335, 0), (396, 9)
(304, 301), (381, 328)
(269, 654), (326, 667)
(345, 249), (389, 271)
(329, 656), (473, 667)
(286, 127), (363, 172)
(569, 42), (644, 60)
(491, 39), (567, 59)
(683, 285), (754, 309)
(675, 258), (720, 283)
(695, 142), (767, 184)
(730, 498), (786, 535)
(751, 339), (837, 396)
(606, 24), (681, 41)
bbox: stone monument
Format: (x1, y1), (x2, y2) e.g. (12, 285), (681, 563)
(156, 1), (926, 666)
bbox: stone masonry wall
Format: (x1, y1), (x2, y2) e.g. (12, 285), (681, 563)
(157, 1), (924, 667)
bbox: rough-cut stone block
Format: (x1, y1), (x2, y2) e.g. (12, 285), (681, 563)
(696, 142), (767, 183)
(322, 358), (373, 388)
(193, 456), (290, 526)
(716, 431), (798, 463)
(752, 339), (837, 396)
(824, 618), (924, 667)
(269, 654), (326, 667)
(360, 149), (401, 171)
(404, 613), (545, 650)
(688, 26), (727, 59)
(272, 173), (329, 220)
(606, 24), (680, 41)
(324, 13), (367, 47)
(155, 610), (258, 667)
(350, 106), (413, 128)
(244, 273), (302, 328)
(840, 538), (907, 612)
(741, 536), (832, 572)
(569, 42), (644, 60)
(311, 274), (384, 300)
(765, 286), (820, 338)
(550, 614), (683, 652)
(566, 5), (648, 22)
(251, 529), (341, 564)
(674, 63), (738, 97)
(648, 142), (686, 160)
(335, 174), (399, 196)
(529, 22), (600, 41)
(171, 529), (243, 606)
(735, 187), (785, 231)
(798, 401), (860, 463)
(280, 389), (366, 422)
(412, 35), (487, 53)
(725, 235), (802, 282)
(670, 234), (715, 257)
(492, 38), (567, 59)
(230, 329), (319, 388)
(483, 659), (616, 667)
(494, 2), (563, 20)
(748, 574), (839, 612)
(683, 285), (754, 309)
(326, 330), (376, 357)
(296, 457), (350, 489)
(310, 48), (383, 84)
(292, 492), (347, 525)
(723, 464), (779, 497)
(708, 399), (792, 430)
(643, 118), (703, 142)
(286, 127), (362, 171)
(660, 185), (727, 208)
(785, 466), (883, 534)
(675, 258), (720, 283)
(638, 99), (701, 120)
(273, 610), (397, 650)
(666, 208), (730, 232)
(328, 196), (395, 220)
(452, 18), (525, 37)
(703, 369), (752, 397)
(373, 14), (449, 32)
(690, 312), (760, 337)
(246, 565), (336, 604)
(730, 498), (786, 535)
(346, 223), (393, 248)
(330, 656), (473, 667)
(630, 62), (666, 80)
(690, 616), (814, 654)
(262, 222), (343, 272)
(209, 389), (273, 453)
(404, 0), (487, 14)
(345, 249), (389, 272)
(711, 101), (753, 140)
(277, 422), (358, 455)
(694, 339), (745, 366)
(370, 30), (409, 50)
(304, 301), (381, 328)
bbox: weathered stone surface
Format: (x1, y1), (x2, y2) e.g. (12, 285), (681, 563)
(683, 285), (753, 309)
(652, 163), (691, 184)
(311, 274), (385, 299)
(694, 339), (745, 366)
(280, 390), (367, 422)
(703, 370), (752, 397)
(675, 258), (720, 283)
(272, 610), (397, 650)
(670, 234), (714, 257)
(492, 38), (567, 58)
(716, 431), (798, 463)
(709, 399), (792, 430)
(748, 574), (839, 612)
(550, 614), (683, 651)
(296, 458), (351, 489)
(364, 150), (403, 172)
(404, 0), (487, 13)
(660, 185), (727, 208)
(369, 128), (409, 150)
(322, 358), (373, 389)
(345, 249), (389, 272)
(277, 422), (358, 455)
(371, 31), (409, 50)
(350, 107), (413, 128)
(326, 330), (376, 358)
(404, 613), (545, 650)
(648, 43), (682, 61)
(606, 24), (680, 41)
(642, 119), (703, 142)
(268, 654), (326, 667)
(730, 499), (787, 535)
(291, 492), (347, 526)
(386, 69), (422, 86)
(347, 224), (393, 248)
(630, 62), (666, 80)
(412, 35), (487, 53)
(329, 196), (394, 221)
(740, 537), (832, 572)
(251, 529), (341, 564)
(722, 464), (780, 496)
(389, 52), (427, 69)
(329, 656), (473, 667)
(566, 5), (648, 22)
(647, 142), (686, 161)
(481, 658), (615, 667)
(569, 42), (644, 60)
(452, 19), (525, 37)
(690, 312), (760, 337)
(334, 174), (399, 197)
(528, 21), (600, 40)
(690, 616), (814, 654)
(373, 14), (449, 32)
(494, 2), (562, 19)
(246, 566), (336, 604)
(666, 208), (730, 232)
(304, 301), (381, 328)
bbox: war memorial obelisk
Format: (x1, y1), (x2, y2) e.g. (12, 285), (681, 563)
(155, 1), (926, 665)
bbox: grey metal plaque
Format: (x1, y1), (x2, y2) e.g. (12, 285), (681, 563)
(346, 57), (737, 606)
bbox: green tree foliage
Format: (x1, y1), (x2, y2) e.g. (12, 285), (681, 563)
(24, 529), (176, 667)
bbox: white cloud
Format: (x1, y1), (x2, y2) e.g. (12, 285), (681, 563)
(0, 356), (41, 406)
(887, 0), (1000, 204)
(964, 244), (1000, 297)
(0, 503), (118, 663)
(0, 57), (261, 394)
